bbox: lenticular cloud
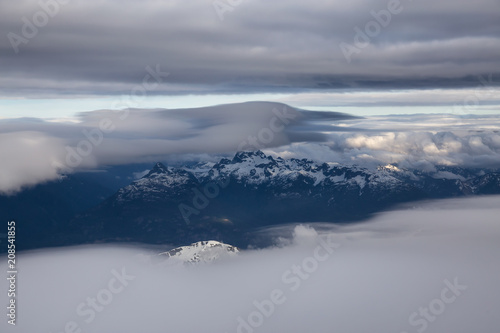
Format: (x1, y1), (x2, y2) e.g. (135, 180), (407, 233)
(1, 108), (499, 194)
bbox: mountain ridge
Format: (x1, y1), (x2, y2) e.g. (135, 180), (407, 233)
(68, 150), (500, 249)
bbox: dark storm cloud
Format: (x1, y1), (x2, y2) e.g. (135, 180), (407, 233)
(1, 0), (499, 97)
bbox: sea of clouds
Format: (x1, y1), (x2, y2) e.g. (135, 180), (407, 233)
(1, 195), (499, 333)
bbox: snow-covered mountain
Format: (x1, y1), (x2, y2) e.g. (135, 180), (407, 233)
(73, 150), (500, 248)
(114, 150), (410, 203)
(159, 241), (239, 263)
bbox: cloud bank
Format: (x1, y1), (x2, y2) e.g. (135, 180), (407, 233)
(1, 0), (499, 97)
(0, 102), (329, 193)
(1, 195), (499, 332)
(268, 113), (500, 170)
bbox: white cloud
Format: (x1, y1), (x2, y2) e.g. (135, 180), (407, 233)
(0, 131), (67, 194)
(291, 224), (319, 246)
(271, 114), (500, 169)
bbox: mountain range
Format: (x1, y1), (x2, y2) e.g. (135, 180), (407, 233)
(2, 150), (499, 251)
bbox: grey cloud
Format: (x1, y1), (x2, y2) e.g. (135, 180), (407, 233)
(274, 86), (500, 110)
(0, 0), (499, 97)
(0, 102), (351, 193)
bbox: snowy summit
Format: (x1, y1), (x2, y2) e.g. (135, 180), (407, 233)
(159, 241), (239, 263)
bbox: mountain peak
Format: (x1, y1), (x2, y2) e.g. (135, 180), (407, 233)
(232, 150), (268, 163)
(147, 162), (169, 175)
(159, 240), (239, 263)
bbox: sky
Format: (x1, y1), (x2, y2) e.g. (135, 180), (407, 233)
(1, 0), (499, 117)
(1, 195), (500, 332)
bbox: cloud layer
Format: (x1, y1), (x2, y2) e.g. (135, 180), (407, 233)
(1, 0), (499, 97)
(1, 195), (499, 332)
(1, 103), (499, 194)
(0, 102), (332, 193)
(269, 113), (500, 170)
